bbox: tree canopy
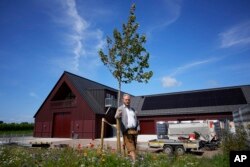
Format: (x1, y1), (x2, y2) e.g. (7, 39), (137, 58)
(98, 4), (153, 93)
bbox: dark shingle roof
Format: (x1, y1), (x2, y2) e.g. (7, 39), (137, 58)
(142, 88), (247, 110)
(65, 71), (118, 114)
(136, 85), (250, 116)
(34, 71), (250, 118)
(65, 72), (115, 91)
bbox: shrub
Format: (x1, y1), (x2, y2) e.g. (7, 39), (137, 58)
(221, 124), (249, 154)
(0, 122), (34, 131)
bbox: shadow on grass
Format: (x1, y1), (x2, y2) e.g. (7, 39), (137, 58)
(150, 148), (204, 156)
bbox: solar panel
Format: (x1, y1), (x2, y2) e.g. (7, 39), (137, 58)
(142, 88), (247, 110)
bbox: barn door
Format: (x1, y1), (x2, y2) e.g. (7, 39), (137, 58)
(53, 112), (71, 138)
(140, 120), (155, 134)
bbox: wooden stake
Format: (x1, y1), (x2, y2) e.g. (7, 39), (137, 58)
(100, 118), (105, 151)
(116, 119), (121, 153)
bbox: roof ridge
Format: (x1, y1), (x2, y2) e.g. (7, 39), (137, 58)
(64, 71), (118, 91)
(139, 84), (250, 97)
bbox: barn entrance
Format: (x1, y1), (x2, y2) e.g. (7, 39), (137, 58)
(140, 120), (155, 134)
(53, 112), (71, 138)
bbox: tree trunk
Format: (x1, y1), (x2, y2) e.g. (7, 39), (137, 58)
(116, 81), (121, 153)
(117, 81), (121, 107)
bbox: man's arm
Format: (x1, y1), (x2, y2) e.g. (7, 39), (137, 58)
(114, 107), (122, 119)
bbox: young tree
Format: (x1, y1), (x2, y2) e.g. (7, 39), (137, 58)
(99, 4), (153, 105)
(98, 4), (153, 153)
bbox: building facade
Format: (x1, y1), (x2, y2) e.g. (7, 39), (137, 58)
(34, 71), (250, 138)
(34, 72), (117, 139)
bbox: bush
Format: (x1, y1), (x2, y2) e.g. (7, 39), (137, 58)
(221, 125), (249, 154)
(0, 122), (34, 131)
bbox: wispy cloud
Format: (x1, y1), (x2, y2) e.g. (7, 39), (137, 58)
(54, 0), (105, 74)
(29, 92), (39, 99)
(161, 58), (216, 88)
(169, 58), (217, 77)
(219, 21), (250, 48)
(147, 0), (182, 35)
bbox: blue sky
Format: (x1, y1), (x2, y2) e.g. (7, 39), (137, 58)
(1, 0), (250, 123)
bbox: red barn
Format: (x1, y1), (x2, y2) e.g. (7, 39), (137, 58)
(34, 71), (118, 139)
(34, 71), (250, 138)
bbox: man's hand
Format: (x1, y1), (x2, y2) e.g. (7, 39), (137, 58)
(117, 109), (122, 117)
(115, 109), (122, 119)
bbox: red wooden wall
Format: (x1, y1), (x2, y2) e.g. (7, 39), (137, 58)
(34, 74), (97, 139)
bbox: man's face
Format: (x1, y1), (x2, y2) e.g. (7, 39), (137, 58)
(123, 95), (130, 106)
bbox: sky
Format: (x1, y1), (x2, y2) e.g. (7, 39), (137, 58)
(0, 0), (250, 123)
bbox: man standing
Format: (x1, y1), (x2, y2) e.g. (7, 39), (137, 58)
(115, 94), (140, 162)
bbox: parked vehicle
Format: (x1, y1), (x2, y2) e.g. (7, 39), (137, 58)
(167, 120), (222, 141)
(148, 136), (201, 155)
(149, 120), (221, 155)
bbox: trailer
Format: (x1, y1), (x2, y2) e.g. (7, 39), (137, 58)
(150, 120), (222, 155)
(156, 120), (222, 141)
(167, 120), (221, 141)
(148, 138), (201, 155)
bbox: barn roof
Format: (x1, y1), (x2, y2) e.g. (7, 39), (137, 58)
(34, 71), (119, 117)
(66, 75), (250, 116)
(134, 85), (250, 116)
(65, 71), (117, 91)
(65, 71), (119, 114)
(34, 71), (250, 117)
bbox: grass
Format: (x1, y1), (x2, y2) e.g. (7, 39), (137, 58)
(0, 145), (229, 167)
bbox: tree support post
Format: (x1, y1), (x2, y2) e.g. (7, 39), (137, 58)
(100, 118), (105, 151)
(116, 119), (121, 153)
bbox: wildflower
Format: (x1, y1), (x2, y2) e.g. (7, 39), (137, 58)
(78, 144), (82, 150)
(96, 149), (102, 155)
(89, 142), (94, 148)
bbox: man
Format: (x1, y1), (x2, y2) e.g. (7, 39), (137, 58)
(115, 94), (140, 162)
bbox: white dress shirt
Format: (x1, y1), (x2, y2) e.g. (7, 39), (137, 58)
(125, 106), (136, 128)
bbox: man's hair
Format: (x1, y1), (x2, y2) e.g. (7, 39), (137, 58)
(123, 93), (130, 98)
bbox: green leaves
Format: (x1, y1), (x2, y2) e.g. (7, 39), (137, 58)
(98, 3), (153, 87)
